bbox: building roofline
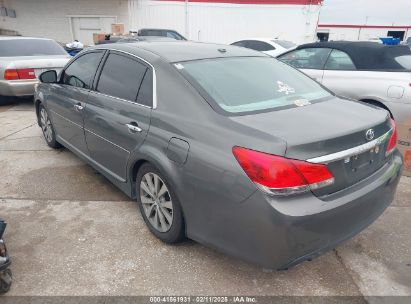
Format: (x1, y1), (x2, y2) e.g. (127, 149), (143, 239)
(318, 24), (411, 29)
(155, 0), (323, 5)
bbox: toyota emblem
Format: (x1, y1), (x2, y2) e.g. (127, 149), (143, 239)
(365, 129), (375, 141)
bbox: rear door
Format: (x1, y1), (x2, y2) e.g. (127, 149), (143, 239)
(84, 51), (153, 182)
(278, 48), (331, 82)
(46, 50), (105, 154)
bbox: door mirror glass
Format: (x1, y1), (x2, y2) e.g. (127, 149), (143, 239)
(39, 70), (57, 83)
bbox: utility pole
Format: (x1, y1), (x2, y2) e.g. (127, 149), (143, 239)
(185, 0), (189, 38)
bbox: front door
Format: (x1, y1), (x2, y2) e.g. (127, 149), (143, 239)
(84, 51), (153, 181)
(46, 51), (105, 154)
(321, 49), (358, 99)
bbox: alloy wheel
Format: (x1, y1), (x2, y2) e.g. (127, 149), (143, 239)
(40, 108), (53, 143)
(140, 172), (173, 232)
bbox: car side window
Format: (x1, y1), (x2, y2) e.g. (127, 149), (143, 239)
(62, 52), (104, 89)
(279, 48), (332, 70)
(96, 52), (148, 102)
(324, 49), (356, 70)
(247, 40), (275, 52)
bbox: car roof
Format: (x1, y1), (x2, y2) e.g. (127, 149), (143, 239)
(138, 28), (179, 32)
(90, 41), (266, 63)
(296, 41), (411, 70)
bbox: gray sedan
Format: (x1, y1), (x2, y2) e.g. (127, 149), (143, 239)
(0, 36), (70, 102)
(34, 42), (403, 269)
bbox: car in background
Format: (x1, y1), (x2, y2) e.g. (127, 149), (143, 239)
(231, 38), (296, 57)
(278, 41), (411, 125)
(35, 41), (402, 269)
(116, 36), (176, 44)
(131, 28), (187, 40)
(0, 37), (70, 103)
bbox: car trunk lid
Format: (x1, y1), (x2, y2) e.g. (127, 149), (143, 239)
(230, 97), (392, 196)
(5, 55), (70, 78)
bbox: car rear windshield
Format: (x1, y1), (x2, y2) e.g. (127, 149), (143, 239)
(273, 40), (296, 49)
(177, 57), (331, 114)
(0, 39), (67, 57)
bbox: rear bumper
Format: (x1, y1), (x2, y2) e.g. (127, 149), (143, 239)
(203, 150), (403, 269)
(0, 79), (38, 97)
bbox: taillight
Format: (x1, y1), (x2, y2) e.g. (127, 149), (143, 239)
(232, 147), (334, 196)
(386, 118), (397, 156)
(4, 69), (19, 80)
(4, 68), (36, 80)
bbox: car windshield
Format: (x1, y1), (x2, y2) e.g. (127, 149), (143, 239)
(273, 40), (296, 49)
(178, 57), (331, 114)
(0, 39), (67, 57)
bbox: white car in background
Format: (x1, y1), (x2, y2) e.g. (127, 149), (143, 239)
(277, 41), (411, 125)
(231, 38), (296, 57)
(0, 36), (71, 103)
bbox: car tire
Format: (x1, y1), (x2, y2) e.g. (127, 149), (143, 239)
(0, 269), (12, 294)
(136, 163), (185, 243)
(38, 104), (61, 149)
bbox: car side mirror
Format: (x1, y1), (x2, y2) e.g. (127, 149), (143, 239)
(39, 70), (57, 83)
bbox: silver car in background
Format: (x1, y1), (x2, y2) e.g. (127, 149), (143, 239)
(278, 41), (411, 124)
(0, 36), (70, 102)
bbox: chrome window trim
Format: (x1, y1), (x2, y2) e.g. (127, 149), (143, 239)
(90, 90), (152, 109)
(93, 48), (157, 109)
(307, 129), (393, 164)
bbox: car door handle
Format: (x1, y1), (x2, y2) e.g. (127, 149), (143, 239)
(126, 122), (142, 133)
(74, 103), (84, 111)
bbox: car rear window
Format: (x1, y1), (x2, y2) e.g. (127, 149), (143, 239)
(273, 40), (296, 49)
(177, 57), (331, 115)
(0, 39), (67, 57)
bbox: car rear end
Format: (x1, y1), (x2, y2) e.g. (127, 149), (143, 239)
(228, 102), (402, 268)
(177, 55), (403, 268)
(0, 38), (70, 97)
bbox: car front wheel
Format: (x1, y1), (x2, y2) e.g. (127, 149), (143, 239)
(39, 104), (61, 149)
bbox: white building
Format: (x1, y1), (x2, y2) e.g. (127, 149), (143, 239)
(0, 0), (323, 45)
(0, 0), (130, 45)
(317, 0), (411, 42)
(317, 24), (411, 42)
(129, 0), (323, 44)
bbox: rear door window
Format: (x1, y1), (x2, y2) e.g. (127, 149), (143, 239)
(324, 49), (356, 70)
(96, 52), (148, 102)
(62, 51), (104, 89)
(279, 48), (332, 70)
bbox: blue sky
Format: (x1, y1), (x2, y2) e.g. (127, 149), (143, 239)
(320, 0), (410, 25)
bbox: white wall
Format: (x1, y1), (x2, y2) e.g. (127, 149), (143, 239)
(0, 0), (129, 43)
(129, 0), (322, 44)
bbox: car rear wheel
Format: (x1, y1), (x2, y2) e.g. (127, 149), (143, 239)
(39, 104), (61, 149)
(136, 163), (185, 243)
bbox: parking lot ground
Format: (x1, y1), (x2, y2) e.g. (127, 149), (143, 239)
(0, 100), (410, 298)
